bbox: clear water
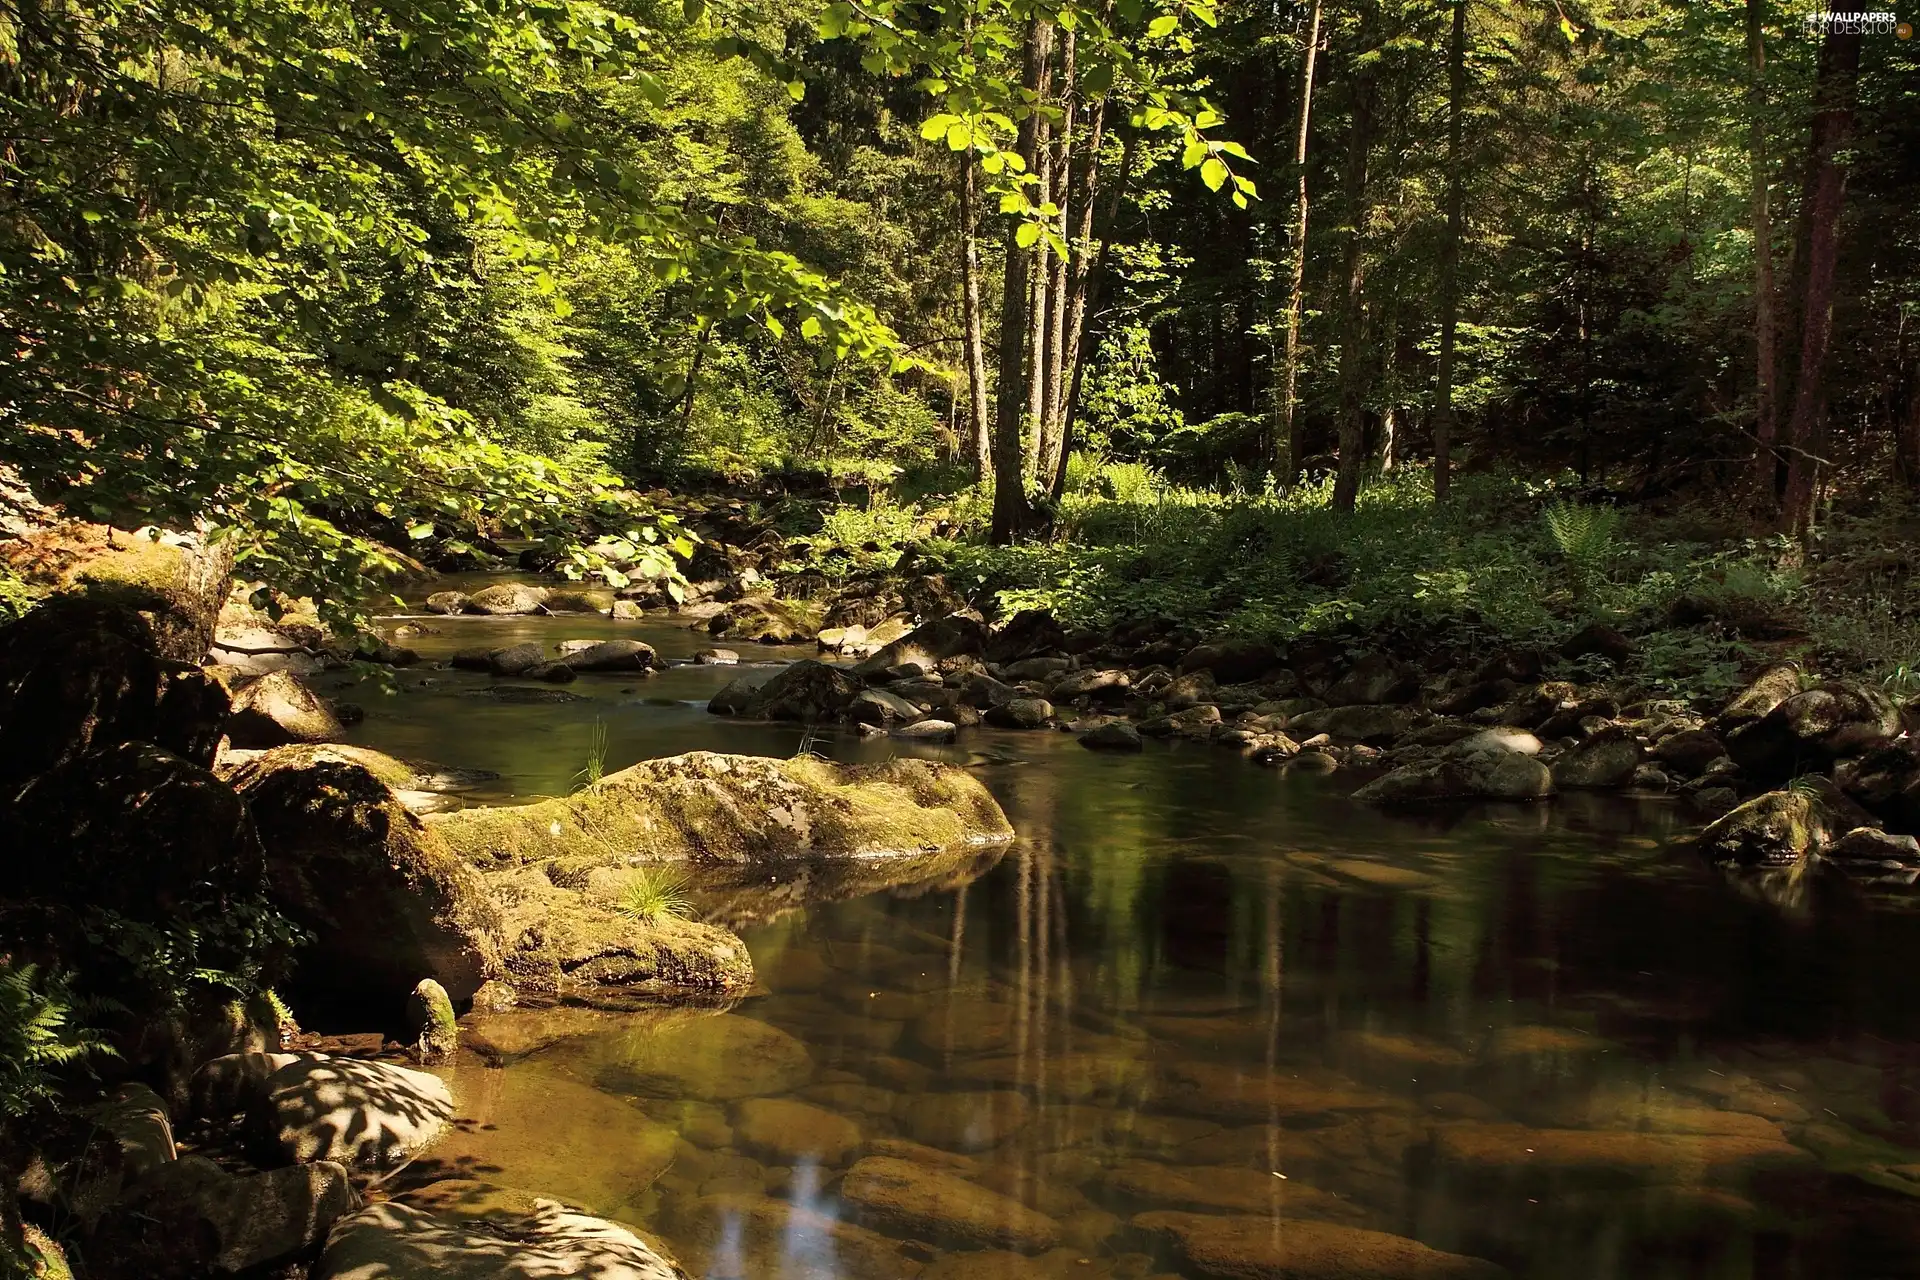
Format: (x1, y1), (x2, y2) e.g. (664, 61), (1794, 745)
(340, 601), (1920, 1279)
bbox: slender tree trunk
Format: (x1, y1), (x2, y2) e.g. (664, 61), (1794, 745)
(1038, 31), (1077, 483)
(959, 156), (992, 478)
(1779, 22), (1862, 535)
(1432, 0), (1467, 503)
(1331, 64), (1377, 513)
(991, 17), (1055, 543)
(1897, 364), (1920, 494)
(1051, 129), (1136, 498)
(1746, 0), (1781, 509)
(1275, 0), (1323, 486)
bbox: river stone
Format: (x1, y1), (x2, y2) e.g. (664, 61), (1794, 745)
(894, 718), (958, 742)
(840, 1156), (1060, 1252)
(1697, 788), (1833, 867)
(732, 1097), (864, 1166)
(914, 996), (1022, 1055)
(428, 751), (1011, 867)
(739, 658), (860, 721)
(315, 1201), (680, 1280)
(1134, 1210), (1508, 1279)
(424, 591), (471, 615)
(1079, 721), (1144, 751)
(1550, 725), (1643, 789)
(986, 696), (1054, 729)
(853, 614), (991, 677)
(1285, 704), (1415, 744)
(1325, 654), (1420, 707)
(693, 648), (739, 665)
(0, 597), (231, 786)
(562, 639), (658, 672)
(1725, 681), (1903, 782)
(467, 583), (550, 615)
(229, 745), (501, 1002)
(227, 670), (344, 746)
(1047, 668), (1131, 703)
(1142, 704), (1223, 739)
(487, 642), (547, 677)
(10, 741), (265, 926)
(1101, 1160), (1364, 1223)
(709, 595), (818, 644)
(600, 1013), (813, 1100)
(1353, 751), (1554, 806)
(257, 1056), (453, 1166)
(92, 1082), (177, 1180)
(667, 1192), (920, 1280)
(1827, 826), (1920, 870)
(1177, 639), (1280, 684)
(1715, 661), (1804, 736)
(1153, 1061), (1397, 1126)
(851, 687), (924, 724)
(1561, 621), (1636, 665)
(1000, 657), (1070, 683)
(902, 1089), (1032, 1150)
(1432, 1124), (1815, 1190)
(1163, 669), (1218, 710)
(1653, 728), (1730, 777)
(985, 609), (1069, 664)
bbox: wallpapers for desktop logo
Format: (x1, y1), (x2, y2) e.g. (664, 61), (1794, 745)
(1800, 9), (1913, 36)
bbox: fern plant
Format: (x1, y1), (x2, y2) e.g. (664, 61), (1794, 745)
(618, 868), (694, 923)
(1884, 661), (1920, 700)
(1542, 500), (1619, 599)
(0, 963), (114, 1119)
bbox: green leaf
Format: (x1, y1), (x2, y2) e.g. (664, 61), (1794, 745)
(1015, 221), (1041, 249)
(1201, 157), (1228, 191)
(1148, 14), (1180, 38)
(407, 523), (436, 540)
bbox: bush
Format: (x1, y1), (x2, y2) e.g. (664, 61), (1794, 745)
(0, 963), (113, 1121)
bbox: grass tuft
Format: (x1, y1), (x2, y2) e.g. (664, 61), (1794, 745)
(618, 867), (694, 924)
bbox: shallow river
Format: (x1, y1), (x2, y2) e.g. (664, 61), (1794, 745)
(332, 598), (1920, 1279)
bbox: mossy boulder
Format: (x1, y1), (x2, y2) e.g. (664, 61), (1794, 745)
(4, 522), (233, 662)
(743, 658), (860, 721)
(1724, 681), (1903, 783)
(430, 751), (1011, 869)
(229, 745), (502, 1004)
(852, 613), (990, 676)
(1550, 726), (1644, 789)
(10, 741), (265, 920)
(1696, 785), (1863, 868)
(1353, 749), (1555, 806)
(466, 583), (550, 615)
(708, 595), (818, 644)
(1715, 661), (1804, 736)
(0, 597), (229, 787)
(484, 865), (753, 995)
(226, 670), (344, 747)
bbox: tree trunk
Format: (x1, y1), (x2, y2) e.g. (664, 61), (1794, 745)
(991, 17), (1055, 543)
(1779, 23), (1862, 535)
(1746, 0), (1781, 510)
(1037, 31), (1077, 483)
(1432, 0), (1466, 503)
(1331, 64), (1377, 514)
(1050, 129), (1136, 499)
(959, 156), (992, 478)
(1274, 0), (1323, 486)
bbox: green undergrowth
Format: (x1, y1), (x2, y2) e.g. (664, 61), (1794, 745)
(793, 467), (1917, 701)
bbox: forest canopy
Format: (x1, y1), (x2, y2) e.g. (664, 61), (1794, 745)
(1, 0), (1916, 615)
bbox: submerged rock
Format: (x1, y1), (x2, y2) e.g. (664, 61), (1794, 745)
(1134, 1210), (1507, 1279)
(1431, 1123), (1814, 1190)
(315, 1201), (680, 1280)
(429, 751), (1011, 868)
(599, 1013), (813, 1100)
(732, 1097), (864, 1166)
(840, 1156), (1060, 1252)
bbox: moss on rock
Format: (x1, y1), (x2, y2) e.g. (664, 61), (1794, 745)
(428, 750), (1013, 869)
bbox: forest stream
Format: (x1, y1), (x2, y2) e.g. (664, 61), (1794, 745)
(307, 587), (1920, 1280)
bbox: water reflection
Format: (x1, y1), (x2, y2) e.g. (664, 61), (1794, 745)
(358, 610), (1920, 1278)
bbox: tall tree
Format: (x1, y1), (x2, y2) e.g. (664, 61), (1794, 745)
(1431, 0), (1468, 503)
(1274, 0), (1325, 484)
(1331, 49), (1379, 513)
(1746, 0), (1782, 509)
(1779, 20), (1864, 534)
(992, 16), (1057, 542)
(959, 156), (994, 477)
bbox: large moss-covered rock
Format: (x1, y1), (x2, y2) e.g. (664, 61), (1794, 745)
(4, 521), (233, 662)
(466, 583), (550, 615)
(852, 613), (989, 676)
(1715, 661), (1804, 737)
(1550, 726), (1644, 789)
(485, 865), (753, 995)
(428, 751), (1012, 869)
(9, 742), (264, 918)
(229, 745), (502, 1003)
(1725, 681), (1903, 782)
(227, 670), (345, 747)
(1838, 742), (1920, 833)
(708, 595), (818, 644)
(0, 598), (229, 787)
(1695, 784), (1868, 868)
